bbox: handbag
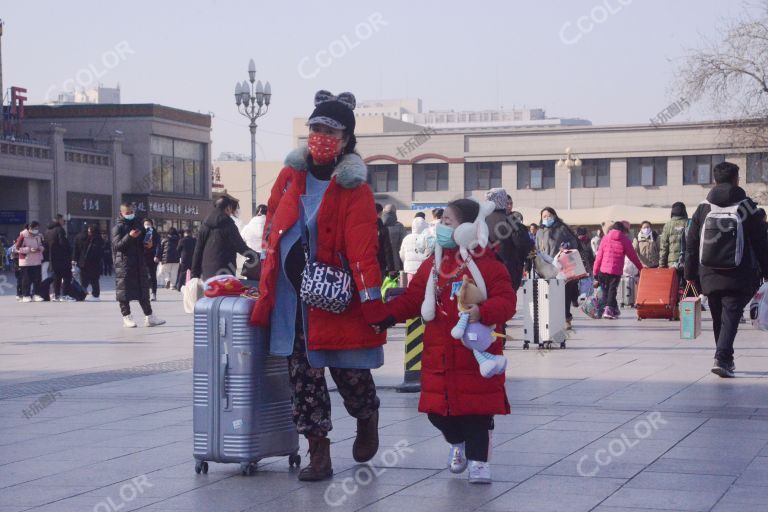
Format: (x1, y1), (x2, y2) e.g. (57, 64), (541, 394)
(298, 203), (354, 314)
(581, 287), (606, 319)
(534, 251), (559, 279)
(556, 249), (588, 282)
(679, 281), (702, 339)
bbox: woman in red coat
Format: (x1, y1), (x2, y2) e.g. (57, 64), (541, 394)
(373, 199), (516, 484)
(250, 91), (389, 481)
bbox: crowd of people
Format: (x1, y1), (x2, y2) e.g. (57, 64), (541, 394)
(3, 90), (766, 487)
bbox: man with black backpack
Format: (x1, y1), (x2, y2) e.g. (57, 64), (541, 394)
(685, 162), (768, 378)
(485, 188), (533, 291)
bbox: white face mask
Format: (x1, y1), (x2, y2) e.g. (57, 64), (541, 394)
(30, 229), (39, 235)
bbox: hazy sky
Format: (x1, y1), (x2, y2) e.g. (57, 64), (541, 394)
(2, 0), (761, 161)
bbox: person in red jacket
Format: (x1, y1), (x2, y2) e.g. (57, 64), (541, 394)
(250, 90), (389, 482)
(372, 199), (516, 484)
(593, 221), (644, 319)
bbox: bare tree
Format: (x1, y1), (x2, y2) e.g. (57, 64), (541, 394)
(676, 4), (768, 203)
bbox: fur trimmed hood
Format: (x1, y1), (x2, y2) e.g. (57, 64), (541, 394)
(284, 146), (368, 189)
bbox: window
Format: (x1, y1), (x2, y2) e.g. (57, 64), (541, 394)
(747, 153), (768, 183)
(150, 136), (205, 196)
(368, 164), (398, 192)
(413, 163), (449, 192)
(627, 157), (667, 187)
(683, 155), (725, 185)
(571, 159), (610, 188)
(465, 162), (502, 191)
(517, 161), (556, 190)
(184, 160), (195, 195)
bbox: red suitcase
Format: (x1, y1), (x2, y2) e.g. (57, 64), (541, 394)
(636, 268), (679, 320)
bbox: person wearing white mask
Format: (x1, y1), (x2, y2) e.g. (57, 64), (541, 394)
(632, 220), (660, 268)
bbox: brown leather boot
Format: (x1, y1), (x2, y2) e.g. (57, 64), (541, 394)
(353, 409), (380, 463)
(298, 435), (333, 481)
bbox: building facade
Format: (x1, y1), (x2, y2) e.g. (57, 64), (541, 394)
(0, 104), (212, 241)
(347, 121), (768, 213)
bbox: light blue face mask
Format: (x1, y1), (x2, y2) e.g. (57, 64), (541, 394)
(436, 223), (457, 249)
(123, 214), (135, 221)
(542, 217), (555, 228)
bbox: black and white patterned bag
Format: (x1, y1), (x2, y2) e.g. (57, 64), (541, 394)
(298, 202), (354, 314)
(300, 261), (353, 313)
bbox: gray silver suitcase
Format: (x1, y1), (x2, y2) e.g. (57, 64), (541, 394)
(193, 296), (300, 475)
(620, 276), (637, 308)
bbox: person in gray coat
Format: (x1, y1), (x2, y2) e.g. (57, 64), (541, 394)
(536, 207), (581, 328)
(381, 204), (406, 272)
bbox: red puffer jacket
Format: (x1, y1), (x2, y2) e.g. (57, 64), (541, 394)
(386, 248), (515, 416)
(250, 147), (386, 351)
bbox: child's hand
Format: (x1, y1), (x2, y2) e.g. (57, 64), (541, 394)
(467, 305), (481, 323)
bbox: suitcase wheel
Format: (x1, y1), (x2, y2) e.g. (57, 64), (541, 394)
(241, 462), (257, 476)
(194, 461), (208, 475)
(289, 453), (302, 468)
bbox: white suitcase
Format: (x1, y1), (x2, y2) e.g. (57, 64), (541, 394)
(619, 276), (637, 308)
(522, 278), (567, 349)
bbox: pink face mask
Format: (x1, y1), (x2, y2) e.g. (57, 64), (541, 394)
(308, 132), (342, 165)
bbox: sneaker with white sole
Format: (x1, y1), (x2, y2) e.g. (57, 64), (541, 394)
(447, 443), (468, 474)
(123, 315), (137, 328)
(21, 296), (32, 303)
(32, 295), (45, 302)
(85, 296), (101, 302)
(711, 359), (735, 378)
(145, 315), (166, 327)
(15, 295), (22, 302)
(62, 295), (76, 302)
(468, 460), (492, 484)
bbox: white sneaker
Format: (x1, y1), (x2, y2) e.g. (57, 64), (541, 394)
(50, 295), (59, 302)
(32, 295), (45, 302)
(448, 443), (468, 474)
(85, 296), (101, 302)
(468, 460), (492, 484)
(21, 296), (32, 303)
(15, 295), (22, 302)
(60, 295), (75, 302)
(123, 315), (137, 328)
(145, 315), (166, 327)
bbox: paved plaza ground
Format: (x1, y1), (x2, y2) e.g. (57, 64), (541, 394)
(1, 272), (768, 511)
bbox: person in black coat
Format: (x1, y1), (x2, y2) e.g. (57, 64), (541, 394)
(45, 214), (73, 301)
(142, 218), (162, 300)
(72, 225), (105, 300)
(112, 202), (165, 328)
(685, 162), (768, 378)
(103, 243), (113, 276)
(191, 196), (253, 281)
(175, 229), (197, 291)
(374, 203), (394, 276)
(158, 228), (181, 290)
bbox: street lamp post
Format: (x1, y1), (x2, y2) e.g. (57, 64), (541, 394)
(557, 147), (582, 210)
(234, 58), (271, 216)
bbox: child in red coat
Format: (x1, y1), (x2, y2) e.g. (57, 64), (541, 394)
(372, 199), (516, 484)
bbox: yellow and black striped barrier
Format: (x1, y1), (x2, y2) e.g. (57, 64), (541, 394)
(396, 316), (424, 393)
